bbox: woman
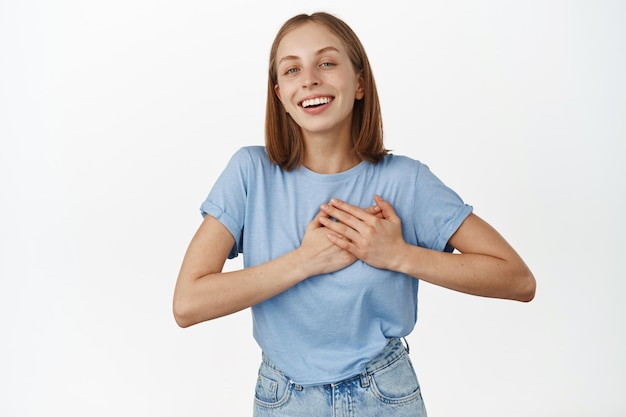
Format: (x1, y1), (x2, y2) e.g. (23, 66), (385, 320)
(173, 12), (535, 416)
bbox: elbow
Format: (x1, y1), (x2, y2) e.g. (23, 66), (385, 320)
(172, 296), (197, 328)
(173, 291), (221, 327)
(515, 270), (536, 303)
(174, 315), (193, 329)
(173, 304), (191, 328)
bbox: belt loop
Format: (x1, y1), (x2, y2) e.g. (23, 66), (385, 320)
(360, 370), (370, 388)
(402, 337), (410, 354)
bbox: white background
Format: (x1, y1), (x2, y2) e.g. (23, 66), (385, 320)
(1, 1), (624, 416)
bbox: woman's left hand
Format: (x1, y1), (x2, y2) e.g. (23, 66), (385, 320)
(319, 195), (406, 271)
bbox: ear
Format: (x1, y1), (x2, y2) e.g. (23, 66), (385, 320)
(274, 84), (289, 114)
(355, 72), (365, 100)
(274, 84), (282, 101)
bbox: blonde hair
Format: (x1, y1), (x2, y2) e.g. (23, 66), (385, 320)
(265, 12), (387, 170)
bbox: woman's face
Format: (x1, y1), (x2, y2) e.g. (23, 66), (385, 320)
(274, 22), (364, 142)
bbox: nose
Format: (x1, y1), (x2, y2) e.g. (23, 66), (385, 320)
(301, 67), (320, 89)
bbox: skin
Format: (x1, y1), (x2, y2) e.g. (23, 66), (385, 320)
(173, 22), (535, 328)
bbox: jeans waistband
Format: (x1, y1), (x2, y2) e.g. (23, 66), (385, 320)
(363, 337), (408, 375)
(261, 337), (408, 386)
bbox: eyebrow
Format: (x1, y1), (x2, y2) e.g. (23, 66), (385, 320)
(278, 46), (341, 65)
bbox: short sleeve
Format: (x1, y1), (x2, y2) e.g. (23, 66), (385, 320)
(412, 163), (473, 252)
(199, 148), (251, 259)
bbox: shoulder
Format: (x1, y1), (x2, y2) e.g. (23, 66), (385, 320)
(377, 153), (427, 175)
(227, 146), (273, 168)
(232, 145), (268, 161)
(376, 153), (449, 192)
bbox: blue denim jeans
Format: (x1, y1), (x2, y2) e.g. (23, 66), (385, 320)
(253, 338), (427, 417)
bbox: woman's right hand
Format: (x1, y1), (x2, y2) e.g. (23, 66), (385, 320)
(296, 204), (382, 278)
(173, 204), (384, 327)
(296, 210), (358, 278)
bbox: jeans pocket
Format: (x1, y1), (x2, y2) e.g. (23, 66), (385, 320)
(254, 362), (292, 408)
(370, 355), (423, 404)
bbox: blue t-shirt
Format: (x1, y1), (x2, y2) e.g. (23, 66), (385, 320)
(201, 146), (472, 385)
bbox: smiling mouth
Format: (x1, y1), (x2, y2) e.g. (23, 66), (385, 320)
(301, 97), (334, 108)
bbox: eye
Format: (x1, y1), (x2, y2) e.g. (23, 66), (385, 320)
(320, 62), (335, 68)
(285, 67), (299, 75)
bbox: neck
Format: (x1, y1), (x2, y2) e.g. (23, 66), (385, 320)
(304, 149), (361, 174)
(302, 133), (360, 174)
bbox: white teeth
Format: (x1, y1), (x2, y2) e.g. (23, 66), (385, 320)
(302, 97), (332, 108)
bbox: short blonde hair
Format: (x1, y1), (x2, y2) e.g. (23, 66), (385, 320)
(265, 12), (387, 170)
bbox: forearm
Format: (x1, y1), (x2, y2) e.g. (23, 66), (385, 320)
(174, 211), (358, 328)
(394, 243), (535, 301)
(173, 250), (307, 327)
(319, 198), (535, 302)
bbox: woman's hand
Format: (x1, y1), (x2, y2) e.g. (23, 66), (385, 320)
(318, 196), (535, 301)
(318, 195), (406, 270)
(296, 210), (358, 277)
